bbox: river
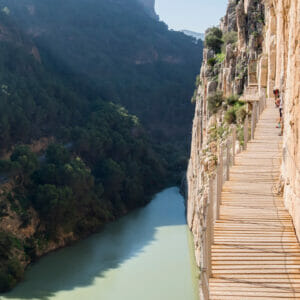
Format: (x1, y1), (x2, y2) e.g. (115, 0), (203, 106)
(0, 187), (199, 300)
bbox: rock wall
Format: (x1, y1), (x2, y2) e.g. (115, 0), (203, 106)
(187, 0), (300, 292)
(187, 0), (265, 268)
(265, 0), (300, 239)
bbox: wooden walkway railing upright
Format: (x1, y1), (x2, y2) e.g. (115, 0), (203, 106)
(199, 88), (300, 299)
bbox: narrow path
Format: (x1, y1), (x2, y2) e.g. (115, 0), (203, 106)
(209, 103), (300, 299)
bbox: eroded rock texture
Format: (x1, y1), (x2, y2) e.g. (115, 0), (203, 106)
(187, 0), (265, 268)
(266, 0), (300, 239)
(187, 0), (300, 291)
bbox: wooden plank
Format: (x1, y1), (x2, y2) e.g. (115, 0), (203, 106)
(208, 101), (300, 298)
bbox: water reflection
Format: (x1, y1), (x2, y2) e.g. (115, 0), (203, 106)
(1, 187), (199, 300)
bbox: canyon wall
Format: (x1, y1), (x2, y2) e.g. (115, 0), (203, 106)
(187, 0), (300, 285)
(268, 0), (300, 239)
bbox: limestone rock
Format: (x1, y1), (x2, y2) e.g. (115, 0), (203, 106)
(187, 1), (300, 292)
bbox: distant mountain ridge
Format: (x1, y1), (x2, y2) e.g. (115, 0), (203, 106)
(182, 30), (205, 41)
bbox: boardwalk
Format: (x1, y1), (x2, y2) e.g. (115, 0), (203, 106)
(209, 103), (300, 299)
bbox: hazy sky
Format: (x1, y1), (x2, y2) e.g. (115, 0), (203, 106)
(155, 0), (228, 33)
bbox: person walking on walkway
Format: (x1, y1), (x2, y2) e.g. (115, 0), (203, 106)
(274, 88), (281, 129)
(278, 92), (284, 136)
(273, 88), (280, 107)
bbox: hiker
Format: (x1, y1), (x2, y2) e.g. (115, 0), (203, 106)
(278, 92), (283, 136)
(273, 88), (280, 107)
(274, 88), (281, 129)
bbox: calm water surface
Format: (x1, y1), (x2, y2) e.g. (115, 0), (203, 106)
(1, 187), (199, 300)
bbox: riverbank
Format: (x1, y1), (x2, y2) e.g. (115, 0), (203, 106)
(1, 188), (199, 300)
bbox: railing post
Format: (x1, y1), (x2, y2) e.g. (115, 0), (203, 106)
(201, 270), (209, 300)
(259, 94), (263, 115)
(202, 178), (214, 300)
(226, 139), (230, 181)
(206, 222), (212, 279)
(232, 126), (236, 165)
(244, 114), (249, 150)
(251, 102), (256, 140)
(256, 100), (259, 125)
(213, 171), (218, 222)
(216, 146), (223, 220)
(210, 178), (216, 243)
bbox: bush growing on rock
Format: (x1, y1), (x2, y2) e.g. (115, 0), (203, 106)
(216, 53), (225, 64)
(207, 57), (217, 67)
(225, 94), (239, 106)
(205, 27), (223, 53)
(224, 100), (247, 125)
(225, 107), (236, 124)
(223, 31), (238, 46)
(236, 106), (247, 123)
(207, 91), (224, 114)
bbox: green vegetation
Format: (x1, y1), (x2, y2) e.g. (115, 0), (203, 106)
(205, 27), (223, 53)
(216, 53), (225, 64)
(208, 125), (228, 143)
(237, 125), (245, 146)
(0, 232), (23, 291)
(224, 95), (246, 125)
(0, 0), (203, 292)
(207, 91), (224, 114)
(1, 0), (203, 147)
(224, 107), (237, 124)
(222, 31), (238, 47)
(207, 57), (217, 67)
(225, 95), (239, 106)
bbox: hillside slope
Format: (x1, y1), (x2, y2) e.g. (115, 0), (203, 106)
(0, 0), (202, 148)
(0, 0), (203, 292)
(0, 13), (171, 292)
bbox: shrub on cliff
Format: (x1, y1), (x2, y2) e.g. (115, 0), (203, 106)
(207, 91), (224, 114)
(236, 106), (247, 123)
(225, 94), (239, 106)
(223, 31), (238, 46)
(205, 27), (223, 53)
(225, 107), (236, 124)
(207, 57), (217, 67)
(224, 99), (247, 125)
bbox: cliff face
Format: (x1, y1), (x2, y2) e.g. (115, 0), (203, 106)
(187, 0), (265, 267)
(268, 0), (300, 239)
(187, 0), (300, 270)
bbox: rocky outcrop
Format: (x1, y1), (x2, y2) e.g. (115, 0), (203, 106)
(187, 0), (300, 294)
(187, 0), (265, 268)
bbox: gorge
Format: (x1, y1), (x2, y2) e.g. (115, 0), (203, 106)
(0, 188), (199, 300)
(1, 0), (299, 298)
(0, 0), (202, 292)
(186, 0), (300, 298)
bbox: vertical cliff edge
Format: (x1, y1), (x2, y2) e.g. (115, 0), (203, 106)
(187, 0), (299, 294)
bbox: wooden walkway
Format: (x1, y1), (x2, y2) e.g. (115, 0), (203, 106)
(209, 104), (300, 299)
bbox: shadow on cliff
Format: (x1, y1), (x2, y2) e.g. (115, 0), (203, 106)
(0, 187), (186, 300)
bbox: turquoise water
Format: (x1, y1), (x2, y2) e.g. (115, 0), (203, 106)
(1, 187), (199, 300)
